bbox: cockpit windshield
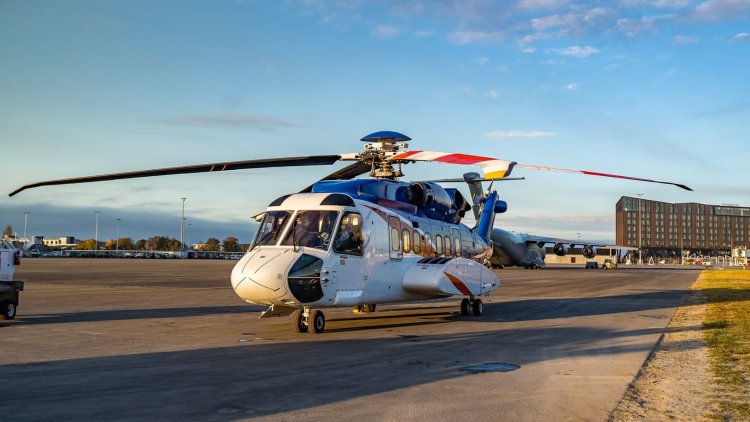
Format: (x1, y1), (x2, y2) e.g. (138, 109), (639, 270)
(281, 210), (339, 251)
(253, 211), (292, 247)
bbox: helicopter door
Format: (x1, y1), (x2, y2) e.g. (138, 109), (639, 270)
(388, 216), (402, 259)
(452, 228), (461, 257)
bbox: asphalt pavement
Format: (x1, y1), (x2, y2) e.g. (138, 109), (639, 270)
(0, 259), (701, 421)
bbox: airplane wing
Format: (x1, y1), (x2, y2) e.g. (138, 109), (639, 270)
(518, 233), (636, 251)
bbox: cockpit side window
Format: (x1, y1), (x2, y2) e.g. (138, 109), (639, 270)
(281, 210), (339, 251)
(254, 211), (292, 247)
(333, 212), (364, 256)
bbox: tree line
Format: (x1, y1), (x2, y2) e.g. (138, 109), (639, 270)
(75, 236), (243, 252)
(4, 225), (244, 252)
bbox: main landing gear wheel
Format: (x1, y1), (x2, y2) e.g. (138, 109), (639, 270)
(460, 298), (470, 316)
(472, 299), (483, 316)
(310, 310), (325, 333)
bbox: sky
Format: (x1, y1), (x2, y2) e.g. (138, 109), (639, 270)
(1, 0), (749, 245)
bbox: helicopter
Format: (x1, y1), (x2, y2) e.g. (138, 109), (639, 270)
(9, 131), (691, 333)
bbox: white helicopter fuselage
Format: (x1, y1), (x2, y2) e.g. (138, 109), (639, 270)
(230, 193), (499, 311)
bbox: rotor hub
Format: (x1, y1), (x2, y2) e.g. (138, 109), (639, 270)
(358, 131), (411, 179)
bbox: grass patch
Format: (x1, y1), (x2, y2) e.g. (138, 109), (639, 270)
(698, 269), (750, 420)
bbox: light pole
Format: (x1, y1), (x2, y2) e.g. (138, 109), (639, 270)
(23, 211), (29, 241)
(115, 218), (121, 253)
(180, 197), (186, 256)
(577, 232), (581, 241)
(637, 194), (643, 265)
(186, 222), (192, 252)
(94, 211), (101, 254)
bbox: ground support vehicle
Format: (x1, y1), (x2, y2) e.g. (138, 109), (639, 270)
(1, 239), (23, 320)
(602, 259), (618, 269)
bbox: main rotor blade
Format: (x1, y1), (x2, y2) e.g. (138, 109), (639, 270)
(9, 155), (342, 197)
(389, 150), (691, 191)
(424, 177), (525, 183)
(514, 164), (693, 191)
(388, 151), (516, 179)
(299, 161), (372, 193)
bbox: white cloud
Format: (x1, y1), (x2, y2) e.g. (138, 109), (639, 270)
(565, 83), (578, 90)
(521, 46), (537, 53)
(672, 34), (698, 44)
(531, 14), (569, 30)
(553, 45), (600, 58)
(621, 0), (690, 8)
(530, 7), (609, 33)
(476, 56), (490, 65)
(373, 24), (400, 38)
(517, 0), (569, 9)
(484, 130), (556, 139)
(448, 31), (505, 45)
(414, 30), (435, 37)
(731, 32), (749, 41)
(694, 0), (750, 21)
(615, 16), (663, 37)
(485, 90), (499, 99)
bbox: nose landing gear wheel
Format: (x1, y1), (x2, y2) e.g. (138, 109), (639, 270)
(292, 309), (308, 333)
(311, 310), (325, 333)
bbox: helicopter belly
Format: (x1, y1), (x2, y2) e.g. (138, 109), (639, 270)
(402, 257), (500, 296)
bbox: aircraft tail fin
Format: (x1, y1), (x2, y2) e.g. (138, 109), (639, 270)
(476, 191), (500, 243)
(463, 172), (484, 221)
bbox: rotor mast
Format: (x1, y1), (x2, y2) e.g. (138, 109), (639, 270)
(358, 131), (411, 179)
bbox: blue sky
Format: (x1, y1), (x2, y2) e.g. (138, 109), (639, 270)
(1, 0), (748, 244)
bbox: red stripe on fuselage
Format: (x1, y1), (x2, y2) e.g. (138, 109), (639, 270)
(444, 272), (472, 296)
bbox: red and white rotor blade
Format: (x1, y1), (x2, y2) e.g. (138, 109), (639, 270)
(514, 163), (693, 191)
(388, 150), (692, 191)
(388, 151), (516, 179)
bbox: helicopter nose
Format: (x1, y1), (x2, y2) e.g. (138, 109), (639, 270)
(231, 249), (297, 303)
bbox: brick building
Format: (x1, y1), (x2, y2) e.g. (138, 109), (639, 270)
(616, 196), (749, 260)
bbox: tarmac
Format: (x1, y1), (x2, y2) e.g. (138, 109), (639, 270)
(0, 259), (701, 421)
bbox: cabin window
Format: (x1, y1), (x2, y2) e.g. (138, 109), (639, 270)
(454, 237), (461, 257)
(412, 232), (421, 254)
(445, 235), (451, 257)
(391, 227), (400, 251)
(425, 233), (433, 256)
(254, 211), (292, 247)
(402, 229), (411, 253)
(435, 235), (443, 256)
(333, 212), (364, 256)
(281, 210), (339, 251)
